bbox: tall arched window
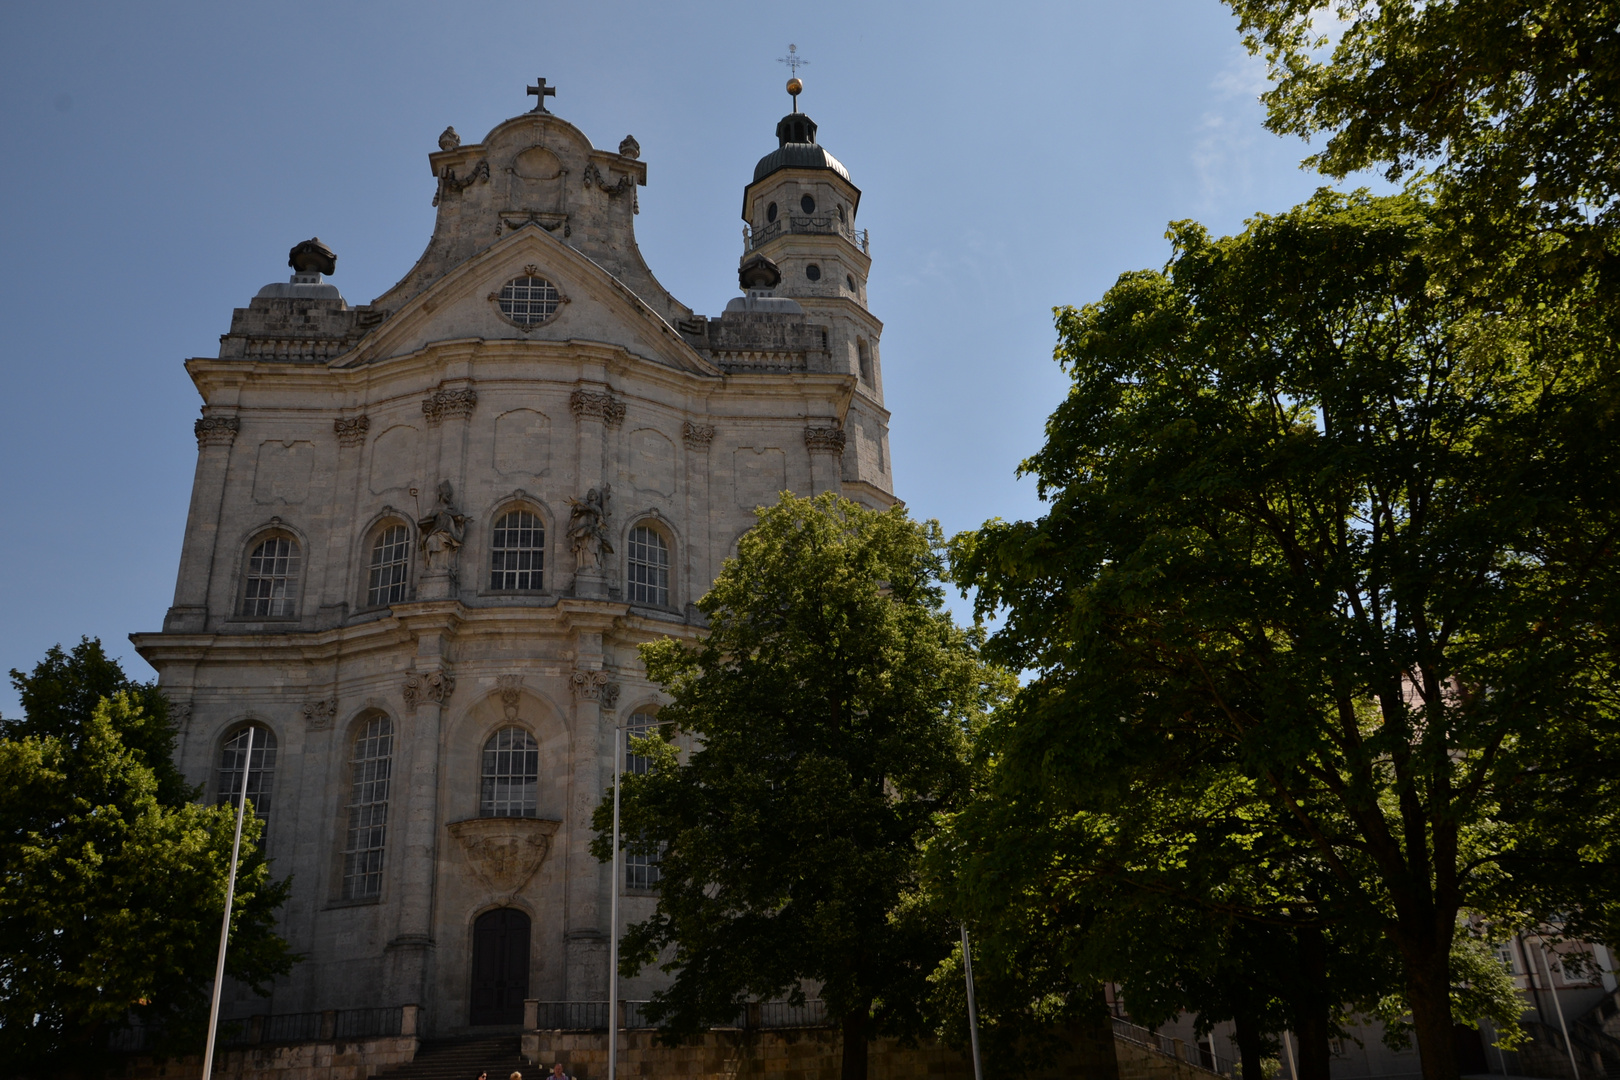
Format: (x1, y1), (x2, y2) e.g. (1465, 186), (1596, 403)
(342, 714), (394, 900)
(366, 523), (410, 607)
(241, 535), (301, 617)
(490, 510), (544, 591)
(624, 708), (663, 890)
(626, 525), (670, 607)
(480, 727), (539, 818)
(218, 724), (278, 818)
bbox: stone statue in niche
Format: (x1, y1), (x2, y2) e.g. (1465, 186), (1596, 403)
(418, 480), (467, 572)
(566, 484), (613, 572)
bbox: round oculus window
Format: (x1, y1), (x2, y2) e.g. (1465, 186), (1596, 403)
(805, 263), (822, 281)
(766, 202), (778, 223)
(800, 193), (816, 213)
(497, 275), (560, 326)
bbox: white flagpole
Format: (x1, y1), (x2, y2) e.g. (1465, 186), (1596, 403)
(201, 726), (256, 1079)
(608, 723), (623, 1080)
(960, 925), (984, 1080)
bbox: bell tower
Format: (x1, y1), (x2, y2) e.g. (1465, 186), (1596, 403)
(740, 75), (891, 501)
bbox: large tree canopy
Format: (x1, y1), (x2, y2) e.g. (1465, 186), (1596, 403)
(593, 493), (1012, 1080)
(0, 693), (293, 1076)
(945, 189), (1620, 1080)
(1225, 0), (1620, 286)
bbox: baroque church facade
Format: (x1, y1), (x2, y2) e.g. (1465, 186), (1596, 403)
(131, 82), (893, 1036)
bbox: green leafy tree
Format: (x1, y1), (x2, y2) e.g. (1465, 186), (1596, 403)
(6, 637), (194, 806)
(947, 189), (1619, 1080)
(1224, 0), (1620, 294)
(592, 493), (1013, 1080)
(0, 693), (294, 1076)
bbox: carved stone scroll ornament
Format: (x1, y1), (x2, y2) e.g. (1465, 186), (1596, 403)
(402, 670), (455, 712)
(334, 415), (370, 447)
(422, 388), (478, 425)
(682, 421), (716, 452)
(301, 697), (339, 729)
(447, 817), (560, 900)
(497, 674), (523, 721)
(582, 162), (634, 197)
(194, 415), (240, 448)
(569, 389), (625, 426)
(432, 159), (489, 207)
(803, 425), (847, 456)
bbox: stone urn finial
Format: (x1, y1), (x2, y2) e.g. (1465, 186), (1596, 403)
(288, 237), (337, 276)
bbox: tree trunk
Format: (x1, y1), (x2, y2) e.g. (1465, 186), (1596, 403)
(1081, 982), (1122, 1080)
(1294, 926), (1332, 1080)
(841, 1005), (871, 1080)
(1404, 940), (1460, 1080)
(1233, 1009), (1266, 1080)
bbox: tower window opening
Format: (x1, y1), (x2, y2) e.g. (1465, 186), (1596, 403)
(846, 274), (856, 291)
(858, 339), (873, 385)
(800, 193), (816, 214)
(766, 202), (778, 223)
(806, 264), (821, 281)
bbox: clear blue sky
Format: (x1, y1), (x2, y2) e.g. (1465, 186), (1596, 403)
(0, 1), (1355, 711)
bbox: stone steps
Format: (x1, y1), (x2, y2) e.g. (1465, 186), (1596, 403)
(373, 1034), (531, 1080)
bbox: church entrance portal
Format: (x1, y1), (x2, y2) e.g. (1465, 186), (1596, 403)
(470, 908), (530, 1026)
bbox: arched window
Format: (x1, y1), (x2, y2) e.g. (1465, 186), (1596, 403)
(480, 727), (538, 818)
(490, 510), (544, 591)
(625, 708), (659, 776)
(624, 708), (663, 890)
(857, 338), (873, 385)
(366, 523), (411, 607)
(626, 525), (670, 607)
(342, 714), (394, 900)
(240, 535), (301, 617)
(218, 724), (278, 818)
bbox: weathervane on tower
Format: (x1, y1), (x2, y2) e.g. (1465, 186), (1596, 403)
(778, 44), (808, 110)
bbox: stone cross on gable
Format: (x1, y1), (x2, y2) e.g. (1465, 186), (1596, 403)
(527, 78), (557, 113)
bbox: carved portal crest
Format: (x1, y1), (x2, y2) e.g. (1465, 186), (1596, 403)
(447, 817), (561, 899)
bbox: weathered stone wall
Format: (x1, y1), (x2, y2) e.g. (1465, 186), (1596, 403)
(118, 1036), (417, 1080)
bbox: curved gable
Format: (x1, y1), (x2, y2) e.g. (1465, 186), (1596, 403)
(344, 225), (718, 376)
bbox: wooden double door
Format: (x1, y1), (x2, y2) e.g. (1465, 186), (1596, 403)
(469, 908), (530, 1026)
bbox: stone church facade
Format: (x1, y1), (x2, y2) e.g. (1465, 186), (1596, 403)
(131, 84), (893, 1037)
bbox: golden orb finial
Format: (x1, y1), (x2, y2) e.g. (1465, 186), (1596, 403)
(786, 76), (803, 97)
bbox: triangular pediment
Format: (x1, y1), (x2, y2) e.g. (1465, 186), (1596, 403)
(342, 225), (718, 376)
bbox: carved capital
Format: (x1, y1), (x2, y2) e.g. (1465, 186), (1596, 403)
(682, 421), (716, 451)
(803, 425), (847, 455)
(422, 388), (477, 426)
(194, 415), (240, 448)
(497, 674), (524, 720)
(569, 668), (619, 705)
(334, 415), (370, 447)
(447, 817), (560, 899)
(403, 670), (455, 712)
(570, 389), (625, 426)
(301, 697), (339, 729)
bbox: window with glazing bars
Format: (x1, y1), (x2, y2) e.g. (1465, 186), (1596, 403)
(367, 524), (410, 607)
(218, 724), (278, 818)
(342, 715), (394, 899)
(480, 727), (539, 817)
(624, 710), (663, 889)
(626, 526), (669, 607)
(490, 510), (544, 591)
(241, 536), (301, 617)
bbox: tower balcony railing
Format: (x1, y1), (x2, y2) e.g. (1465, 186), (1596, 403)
(745, 217), (870, 255)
